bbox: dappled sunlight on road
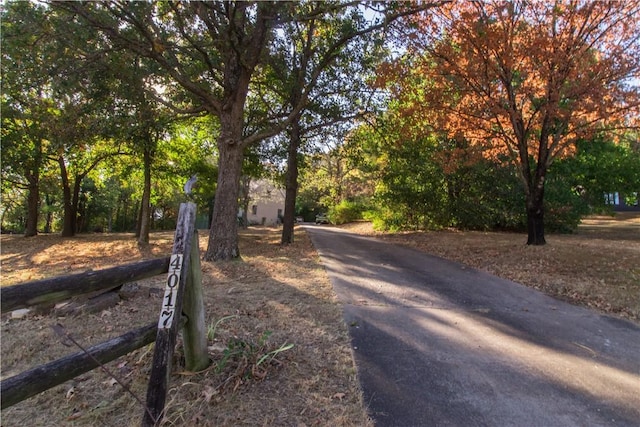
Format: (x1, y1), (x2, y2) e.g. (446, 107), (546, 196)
(307, 225), (640, 425)
(336, 264), (640, 413)
(408, 309), (637, 408)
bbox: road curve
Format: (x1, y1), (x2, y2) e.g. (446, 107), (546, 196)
(305, 225), (640, 427)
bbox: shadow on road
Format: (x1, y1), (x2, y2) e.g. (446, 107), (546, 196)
(306, 225), (640, 427)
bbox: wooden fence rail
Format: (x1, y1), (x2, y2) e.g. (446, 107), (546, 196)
(1, 257), (171, 313)
(1, 323), (157, 409)
(0, 202), (209, 426)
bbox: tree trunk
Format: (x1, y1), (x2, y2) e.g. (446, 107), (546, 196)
(205, 121), (244, 261)
(59, 155), (85, 238)
(43, 194), (54, 234)
(207, 197), (214, 232)
(239, 175), (251, 230)
(281, 121), (301, 245)
(526, 178), (546, 245)
(59, 156), (75, 237)
(138, 147), (152, 244)
(77, 191), (88, 233)
(203, 5), (270, 260)
(135, 199), (142, 236)
(24, 173), (39, 237)
(135, 203), (141, 237)
(24, 139), (43, 237)
(526, 205), (546, 245)
(71, 177), (82, 235)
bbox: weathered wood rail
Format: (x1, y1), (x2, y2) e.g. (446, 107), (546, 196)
(1, 323), (158, 409)
(1, 257), (171, 313)
(0, 202), (209, 426)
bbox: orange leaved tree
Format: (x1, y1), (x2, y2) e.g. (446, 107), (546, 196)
(382, 0), (639, 244)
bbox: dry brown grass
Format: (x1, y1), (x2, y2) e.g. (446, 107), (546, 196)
(1, 213), (638, 426)
(340, 212), (640, 321)
(1, 228), (372, 427)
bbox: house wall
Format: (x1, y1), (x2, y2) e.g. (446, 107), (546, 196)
(606, 192), (640, 211)
(246, 179), (285, 226)
(248, 201), (284, 226)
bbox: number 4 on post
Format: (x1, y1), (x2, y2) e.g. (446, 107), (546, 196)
(157, 254), (183, 329)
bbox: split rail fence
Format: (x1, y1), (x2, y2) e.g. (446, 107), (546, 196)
(0, 202), (209, 426)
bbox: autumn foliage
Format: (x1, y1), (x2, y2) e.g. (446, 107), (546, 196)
(378, 0), (640, 244)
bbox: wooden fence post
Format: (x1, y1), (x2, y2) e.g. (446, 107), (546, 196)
(142, 202), (196, 426)
(182, 229), (210, 372)
(0, 203), (209, 417)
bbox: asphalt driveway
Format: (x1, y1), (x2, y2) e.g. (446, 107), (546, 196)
(305, 225), (640, 427)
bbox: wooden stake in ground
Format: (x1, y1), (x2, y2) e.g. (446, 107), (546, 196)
(143, 202), (199, 426)
(182, 229), (210, 372)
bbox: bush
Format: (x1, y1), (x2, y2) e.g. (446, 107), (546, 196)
(544, 175), (590, 233)
(363, 206), (406, 232)
(328, 200), (365, 225)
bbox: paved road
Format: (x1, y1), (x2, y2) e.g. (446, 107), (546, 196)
(305, 225), (640, 427)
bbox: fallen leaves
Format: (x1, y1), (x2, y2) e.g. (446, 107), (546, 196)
(201, 385), (218, 403)
(66, 386), (76, 400)
(0, 228), (369, 426)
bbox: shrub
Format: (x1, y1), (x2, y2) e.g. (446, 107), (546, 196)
(544, 175), (590, 233)
(328, 200), (365, 225)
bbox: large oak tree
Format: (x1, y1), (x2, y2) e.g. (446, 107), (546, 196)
(2, 2), (62, 237)
(257, 2), (448, 244)
(57, 1), (447, 259)
(264, 4), (383, 244)
(382, 0), (640, 244)
(55, 1), (290, 259)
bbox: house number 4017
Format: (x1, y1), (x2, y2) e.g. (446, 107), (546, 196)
(158, 254), (183, 329)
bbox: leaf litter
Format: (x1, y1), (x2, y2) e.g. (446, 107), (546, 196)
(1, 214), (637, 426)
(1, 228), (371, 427)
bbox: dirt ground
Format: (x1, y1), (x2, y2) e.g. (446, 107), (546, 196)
(1, 212), (638, 426)
(1, 229), (372, 426)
